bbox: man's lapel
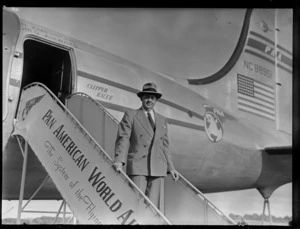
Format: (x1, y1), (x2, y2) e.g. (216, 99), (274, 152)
(136, 108), (154, 137)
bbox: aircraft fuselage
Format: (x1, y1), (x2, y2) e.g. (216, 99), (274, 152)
(2, 8), (292, 200)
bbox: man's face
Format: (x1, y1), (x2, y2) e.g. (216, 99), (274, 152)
(141, 94), (157, 111)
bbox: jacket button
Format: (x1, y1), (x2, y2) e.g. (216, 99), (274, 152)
(144, 145), (147, 147)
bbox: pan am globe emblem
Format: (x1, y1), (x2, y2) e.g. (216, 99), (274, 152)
(204, 111), (224, 142)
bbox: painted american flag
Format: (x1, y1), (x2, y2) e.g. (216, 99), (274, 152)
(237, 74), (275, 121)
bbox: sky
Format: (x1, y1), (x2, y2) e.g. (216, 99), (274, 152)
(3, 8), (293, 221)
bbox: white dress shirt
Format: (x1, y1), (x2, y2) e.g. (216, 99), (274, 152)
(142, 108), (155, 124)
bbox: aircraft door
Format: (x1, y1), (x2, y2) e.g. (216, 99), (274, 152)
(50, 56), (63, 98)
(3, 9), (20, 121)
(50, 51), (72, 103)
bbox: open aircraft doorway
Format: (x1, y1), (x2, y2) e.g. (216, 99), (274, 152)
(19, 39), (74, 105)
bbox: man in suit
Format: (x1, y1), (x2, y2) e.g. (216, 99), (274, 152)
(113, 82), (179, 209)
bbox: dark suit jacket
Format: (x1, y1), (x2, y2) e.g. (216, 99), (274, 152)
(114, 107), (175, 176)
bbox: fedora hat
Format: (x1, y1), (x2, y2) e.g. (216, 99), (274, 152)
(137, 82), (162, 99)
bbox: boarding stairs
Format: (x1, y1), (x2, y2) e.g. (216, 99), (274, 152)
(12, 83), (235, 225)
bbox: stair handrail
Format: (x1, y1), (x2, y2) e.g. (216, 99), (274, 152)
(178, 173), (236, 225)
(66, 92), (120, 125)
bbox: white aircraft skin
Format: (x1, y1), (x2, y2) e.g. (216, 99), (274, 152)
(3, 7), (292, 206)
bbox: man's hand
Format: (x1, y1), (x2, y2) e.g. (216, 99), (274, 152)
(170, 169), (179, 181)
(113, 162), (123, 172)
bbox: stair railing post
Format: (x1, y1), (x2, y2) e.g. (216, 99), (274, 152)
(17, 139), (29, 224)
(63, 200), (67, 224)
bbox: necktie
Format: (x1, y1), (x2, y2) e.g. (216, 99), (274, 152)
(147, 112), (155, 130)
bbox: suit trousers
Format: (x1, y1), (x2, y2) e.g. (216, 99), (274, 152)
(129, 175), (163, 209)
